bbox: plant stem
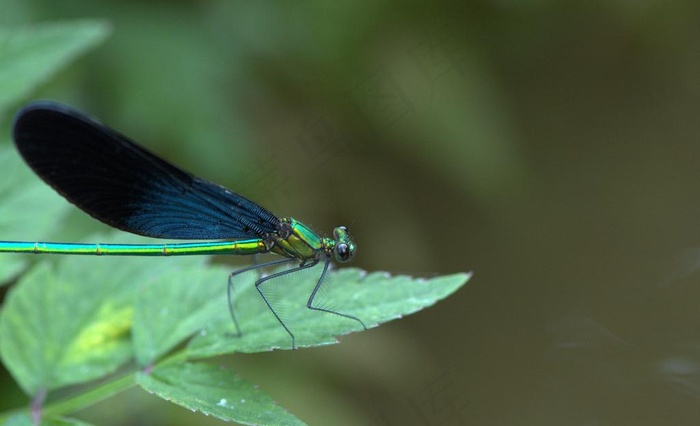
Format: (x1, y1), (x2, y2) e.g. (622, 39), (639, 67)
(0, 372), (137, 423)
(43, 373), (137, 418)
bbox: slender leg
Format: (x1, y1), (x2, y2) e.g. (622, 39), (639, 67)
(227, 258), (296, 338)
(230, 256), (366, 349)
(307, 256), (367, 331)
(253, 258), (320, 349)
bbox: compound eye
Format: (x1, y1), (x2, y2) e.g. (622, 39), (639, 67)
(335, 243), (350, 262)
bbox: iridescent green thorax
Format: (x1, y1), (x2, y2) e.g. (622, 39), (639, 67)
(268, 218), (320, 260)
(268, 217), (356, 263)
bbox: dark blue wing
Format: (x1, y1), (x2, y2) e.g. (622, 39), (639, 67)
(12, 101), (280, 240)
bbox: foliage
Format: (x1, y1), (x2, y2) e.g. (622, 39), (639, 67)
(0, 21), (470, 425)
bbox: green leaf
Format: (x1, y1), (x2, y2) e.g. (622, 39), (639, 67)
(0, 236), (190, 395)
(187, 267), (471, 356)
(43, 417), (94, 426)
(0, 20), (111, 114)
(0, 145), (70, 286)
(131, 260), (231, 366)
(3, 414), (32, 426)
(137, 362), (306, 426)
(4, 413), (94, 426)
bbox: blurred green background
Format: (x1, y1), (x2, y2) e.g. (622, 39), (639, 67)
(3, 1), (700, 425)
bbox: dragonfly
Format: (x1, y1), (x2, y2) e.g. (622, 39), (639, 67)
(5, 101), (366, 349)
